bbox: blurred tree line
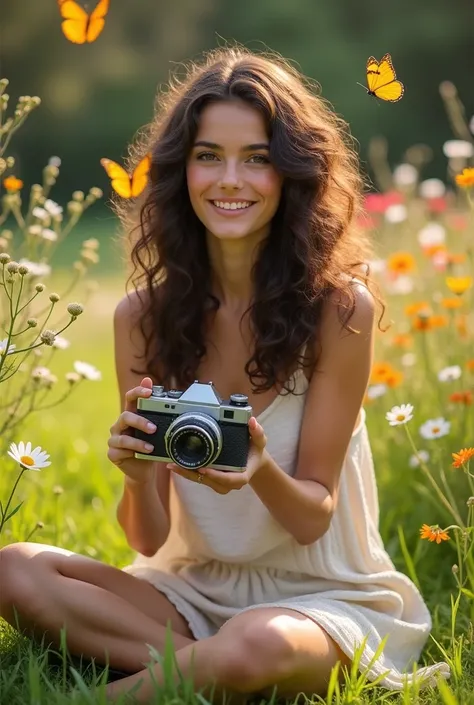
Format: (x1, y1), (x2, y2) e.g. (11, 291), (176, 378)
(1, 0), (472, 209)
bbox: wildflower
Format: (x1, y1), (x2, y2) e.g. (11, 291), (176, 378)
(66, 371), (81, 384)
(7, 441), (51, 471)
(466, 360), (474, 372)
(385, 204), (407, 223)
(420, 524), (450, 544)
(3, 175), (23, 192)
(386, 275), (414, 295)
(52, 335), (70, 350)
(393, 164), (418, 187)
(438, 365), (462, 382)
(384, 369), (404, 388)
(43, 199), (63, 216)
(417, 222), (446, 250)
(392, 334), (412, 348)
(405, 302), (430, 317)
(441, 297), (463, 309)
(401, 353), (417, 367)
(366, 384), (388, 399)
(419, 179), (446, 199)
(452, 447), (474, 468)
(0, 338), (15, 356)
(386, 403), (414, 426)
(442, 140), (474, 159)
(409, 450), (429, 468)
(370, 362), (395, 384)
(18, 258), (51, 277)
(74, 361), (102, 381)
(27, 225), (43, 236)
(445, 276), (472, 295)
(40, 330), (56, 346)
(67, 302), (84, 317)
(419, 418), (450, 440)
(455, 168), (474, 188)
(35, 283), (45, 292)
(32, 206), (49, 221)
(6, 261), (19, 274)
(449, 391), (472, 405)
(40, 228), (57, 242)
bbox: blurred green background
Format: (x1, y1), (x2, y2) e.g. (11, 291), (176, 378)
(2, 0), (473, 226)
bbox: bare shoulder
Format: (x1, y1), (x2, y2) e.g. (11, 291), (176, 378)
(320, 279), (375, 345)
(114, 288), (150, 334)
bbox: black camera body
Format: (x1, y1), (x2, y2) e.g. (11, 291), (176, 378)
(134, 381), (252, 472)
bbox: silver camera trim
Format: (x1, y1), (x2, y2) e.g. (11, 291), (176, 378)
(164, 413), (223, 469)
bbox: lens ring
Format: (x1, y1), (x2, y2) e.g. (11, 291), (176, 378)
(165, 413), (222, 469)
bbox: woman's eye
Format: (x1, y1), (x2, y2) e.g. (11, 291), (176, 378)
(197, 152), (218, 161)
(248, 154), (270, 164)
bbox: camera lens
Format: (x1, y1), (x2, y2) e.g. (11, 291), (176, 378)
(165, 413), (222, 469)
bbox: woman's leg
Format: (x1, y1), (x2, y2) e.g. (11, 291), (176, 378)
(0, 542), (195, 673)
(106, 606), (350, 703)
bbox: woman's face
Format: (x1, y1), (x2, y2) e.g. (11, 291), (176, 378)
(186, 100), (283, 242)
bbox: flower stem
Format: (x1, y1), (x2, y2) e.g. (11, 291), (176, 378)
(0, 465), (26, 536)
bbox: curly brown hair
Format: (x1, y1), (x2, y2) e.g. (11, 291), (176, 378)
(117, 45), (383, 394)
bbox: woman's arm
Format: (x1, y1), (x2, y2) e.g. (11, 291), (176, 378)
(249, 283), (375, 545)
(113, 292), (171, 556)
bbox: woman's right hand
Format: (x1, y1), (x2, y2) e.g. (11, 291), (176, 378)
(107, 376), (158, 485)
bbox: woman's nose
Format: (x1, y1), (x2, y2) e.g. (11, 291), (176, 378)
(217, 161), (243, 189)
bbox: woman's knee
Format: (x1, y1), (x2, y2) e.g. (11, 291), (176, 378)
(215, 618), (296, 693)
(0, 543), (56, 622)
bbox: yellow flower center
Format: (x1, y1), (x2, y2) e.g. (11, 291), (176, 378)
(20, 455), (35, 466)
(396, 414), (406, 422)
(432, 427), (440, 434)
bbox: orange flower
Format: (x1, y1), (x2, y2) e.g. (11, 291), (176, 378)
(445, 276), (473, 295)
(455, 167), (474, 188)
(422, 244), (446, 258)
(370, 362), (395, 384)
(466, 360), (474, 372)
(441, 297), (463, 310)
(392, 333), (413, 348)
(3, 175), (23, 192)
(420, 524), (450, 543)
(447, 253), (467, 265)
(405, 302), (430, 317)
(455, 314), (468, 338)
(431, 315), (449, 329)
(452, 447), (474, 468)
(384, 369), (404, 388)
(387, 252), (416, 276)
(449, 391), (473, 405)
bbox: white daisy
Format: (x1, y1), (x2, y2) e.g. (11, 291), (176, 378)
(438, 365), (462, 383)
(409, 450), (430, 468)
(73, 360), (102, 381)
(419, 417), (450, 440)
(385, 204), (407, 224)
(40, 228), (58, 242)
(417, 222), (446, 249)
(367, 384), (388, 400)
(44, 199), (63, 216)
(419, 178), (446, 200)
(442, 140), (473, 159)
(32, 207), (48, 221)
(0, 338), (15, 356)
(8, 441), (51, 471)
(393, 164), (418, 187)
(52, 335), (70, 350)
(386, 403), (414, 426)
(18, 259), (51, 277)
(386, 275), (414, 295)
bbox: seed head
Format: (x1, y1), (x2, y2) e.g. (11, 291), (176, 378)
(40, 329), (56, 346)
(67, 302), (84, 317)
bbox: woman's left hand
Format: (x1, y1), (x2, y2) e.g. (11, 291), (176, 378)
(166, 416), (268, 494)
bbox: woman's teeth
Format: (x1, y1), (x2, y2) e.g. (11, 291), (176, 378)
(211, 201), (254, 210)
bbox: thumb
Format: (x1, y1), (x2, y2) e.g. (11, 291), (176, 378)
(141, 377), (153, 389)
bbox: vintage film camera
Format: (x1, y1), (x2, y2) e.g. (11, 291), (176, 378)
(134, 381), (252, 472)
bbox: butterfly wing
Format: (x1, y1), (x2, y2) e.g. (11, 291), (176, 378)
(86, 0), (109, 43)
(366, 53), (404, 102)
(130, 154), (152, 198)
(100, 158), (133, 199)
(58, 0), (89, 44)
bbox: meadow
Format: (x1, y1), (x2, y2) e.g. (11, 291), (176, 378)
(1, 93), (474, 705)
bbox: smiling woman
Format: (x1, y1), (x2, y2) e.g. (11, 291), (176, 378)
(0, 45), (450, 705)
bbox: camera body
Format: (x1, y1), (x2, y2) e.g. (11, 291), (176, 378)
(134, 381), (252, 472)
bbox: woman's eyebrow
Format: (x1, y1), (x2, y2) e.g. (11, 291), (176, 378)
(193, 140), (270, 151)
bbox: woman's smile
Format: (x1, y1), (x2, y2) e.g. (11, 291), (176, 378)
(207, 198), (258, 216)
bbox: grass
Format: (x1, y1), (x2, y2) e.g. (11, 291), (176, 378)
(1, 209), (474, 703)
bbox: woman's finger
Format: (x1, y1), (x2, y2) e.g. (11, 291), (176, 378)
(124, 381), (153, 413)
(111, 410), (157, 435)
(108, 434), (154, 454)
(248, 417), (267, 448)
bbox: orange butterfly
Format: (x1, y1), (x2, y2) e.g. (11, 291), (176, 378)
(365, 54), (404, 102)
(100, 154), (152, 199)
(57, 0), (109, 44)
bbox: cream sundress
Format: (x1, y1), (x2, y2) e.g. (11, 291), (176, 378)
(122, 360), (450, 690)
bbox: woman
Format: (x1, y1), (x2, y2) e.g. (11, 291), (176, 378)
(0, 47), (449, 703)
